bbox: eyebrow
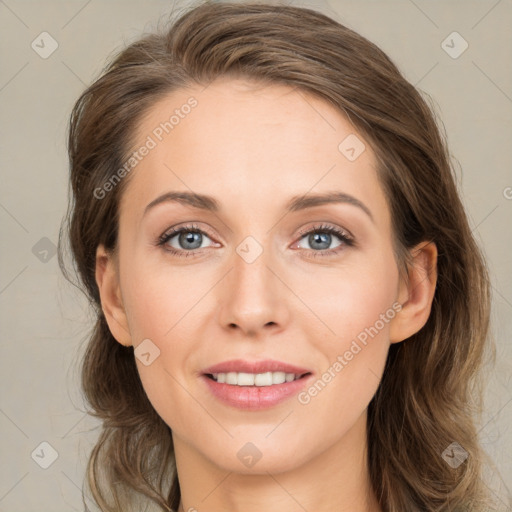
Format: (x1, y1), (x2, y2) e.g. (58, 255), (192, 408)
(144, 190), (374, 222)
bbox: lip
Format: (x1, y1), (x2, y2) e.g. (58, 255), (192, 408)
(202, 359), (312, 376)
(201, 359), (314, 411)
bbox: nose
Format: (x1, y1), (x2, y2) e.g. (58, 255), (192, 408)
(217, 242), (290, 338)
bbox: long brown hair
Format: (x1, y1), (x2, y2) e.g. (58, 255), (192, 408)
(58, 2), (499, 510)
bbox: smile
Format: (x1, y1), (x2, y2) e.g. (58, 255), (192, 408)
(207, 371), (307, 386)
(202, 372), (313, 410)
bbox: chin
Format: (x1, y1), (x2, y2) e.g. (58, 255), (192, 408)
(197, 436), (314, 476)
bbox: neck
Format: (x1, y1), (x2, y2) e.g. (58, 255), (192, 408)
(174, 411), (381, 512)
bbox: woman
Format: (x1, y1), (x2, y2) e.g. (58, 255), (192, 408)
(59, 2), (500, 511)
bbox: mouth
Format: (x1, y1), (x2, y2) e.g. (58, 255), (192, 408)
(201, 358), (313, 386)
(204, 371), (311, 386)
(200, 359), (314, 410)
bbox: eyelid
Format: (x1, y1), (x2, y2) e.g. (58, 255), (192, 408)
(158, 222), (217, 243)
(292, 222), (355, 254)
(296, 222), (354, 241)
(156, 221), (355, 258)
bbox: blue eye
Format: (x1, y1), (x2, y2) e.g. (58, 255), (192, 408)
(157, 223), (216, 257)
(157, 222), (354, 258)
(295, 223), (354, 257)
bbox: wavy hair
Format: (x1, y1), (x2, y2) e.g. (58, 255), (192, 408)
(58, 1), (499, 510)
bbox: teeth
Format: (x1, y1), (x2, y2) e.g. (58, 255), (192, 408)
(210, 371), (302, 386)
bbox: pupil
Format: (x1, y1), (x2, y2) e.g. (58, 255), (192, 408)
(180, 231), (202, 249)
(311, 232), (330, 250)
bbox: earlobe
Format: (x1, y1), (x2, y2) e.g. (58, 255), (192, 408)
(389, 241), (438, 344)
(95, 244), (132, 347)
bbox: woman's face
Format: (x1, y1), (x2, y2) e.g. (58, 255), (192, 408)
(101, 77), (409, 474)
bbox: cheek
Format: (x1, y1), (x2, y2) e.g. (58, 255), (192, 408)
(119, 255), (212, 431)
(295, 252), (398, 409)
(294, 293), (396, 452)
(121, 255), (209, 342)
(292, 247), (399, 345)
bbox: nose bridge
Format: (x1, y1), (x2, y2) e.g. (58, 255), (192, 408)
(234, 237), (272, 295)
(218, 233), (288, 335)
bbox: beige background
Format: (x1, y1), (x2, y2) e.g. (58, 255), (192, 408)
(0, 0), (510, 510)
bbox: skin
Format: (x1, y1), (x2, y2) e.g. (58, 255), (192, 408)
(95, 77), (437, 512)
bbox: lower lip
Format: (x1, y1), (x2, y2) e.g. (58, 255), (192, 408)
(201, 374), (313, 410)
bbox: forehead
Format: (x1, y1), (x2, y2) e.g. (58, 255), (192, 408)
(119, 77), (387, 224)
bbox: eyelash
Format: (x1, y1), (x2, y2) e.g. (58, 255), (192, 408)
(297, 223), (354, 258)
(156, 223), (354, 258)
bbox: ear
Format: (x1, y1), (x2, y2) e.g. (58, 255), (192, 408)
(95, 244), (132, 347)
(389, 240), (437, 344)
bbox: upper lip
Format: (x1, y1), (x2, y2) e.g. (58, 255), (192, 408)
(202, 359), (312, 376)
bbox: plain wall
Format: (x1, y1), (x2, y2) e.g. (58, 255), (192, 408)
(0, 0), (510, 510)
